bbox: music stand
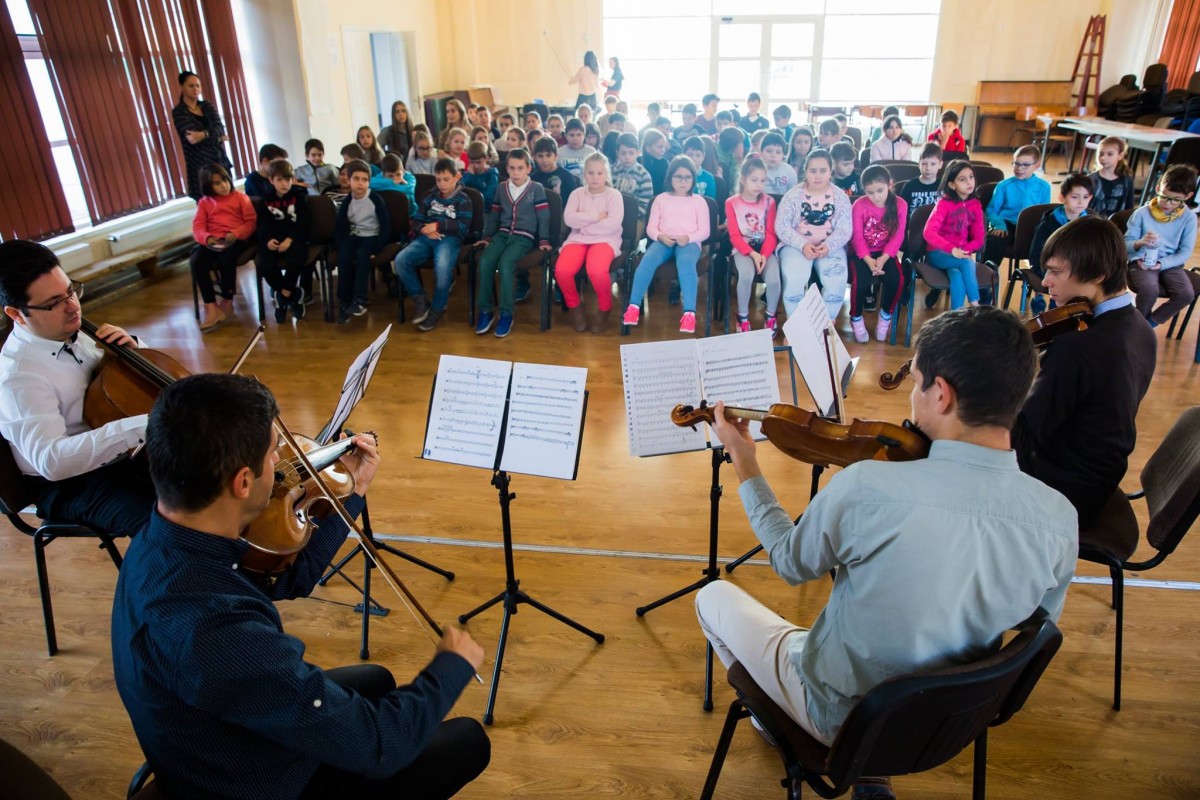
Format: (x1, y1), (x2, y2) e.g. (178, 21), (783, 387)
(314, 325), (454, 659)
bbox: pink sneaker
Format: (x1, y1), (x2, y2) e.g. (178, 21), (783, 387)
(679, 311), (696, 334)
(875, 315), (892, 342)
(737, 318), (750, 333)
(764, 316), (778, 337)
(851, 317), (869, 343)
(622, 305), (640, 326)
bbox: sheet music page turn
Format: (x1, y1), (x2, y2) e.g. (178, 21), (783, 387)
(499, 362), (588, 480)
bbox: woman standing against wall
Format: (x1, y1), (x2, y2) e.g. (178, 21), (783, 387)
(569, 51), (600, 110)
(173, 70), (231, 201)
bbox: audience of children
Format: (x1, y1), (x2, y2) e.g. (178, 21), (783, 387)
(559, 118), (598, 178)
(816, 119), (842, 151)
(641, 130), (671, 195)
(726, 156), (780, 335)
(255, 159), (309, 324)
(611, 133), (654, 219)
(584, 123), (602, 150)
(470, 126), (499, 165)
(683, 137), (717, 200)
(190, 163), (256, 332)
(444, 128), (470, 169)
(673, 103), (703, 143)
(1124, 164), (1198, 328)
(1026, 173), (1093, 313)
(773, 105), (796, 142)
(546, 114), (568, 146)
(849, 164), (907, 342)
(295, 139), (338, 196)
(341, 143), (381, 177)
(623, 156), (710, 334)
(868, 106), (901, 144)
(869, 114), (913, 162)
(334, 159), (390, 323)
(923, 159), (986, 310)
(739, 92), (770, 134)
(461, 141), (499, 200)
(776, 149), (852, 320)
(787, 127), (814, 175)
(475, 148), (551, 338)
(898, 143), (944, 215)
(1089, 136), (1135, 218)
(557, 152), (625, 334)
(396, 157), (474, 333)
(696, 94), (720, 135)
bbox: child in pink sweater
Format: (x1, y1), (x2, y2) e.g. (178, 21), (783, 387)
(557, 153), (625, 334)
(623, 156), (710, 334)
(726, 156), (779, 334)
(190, 163), (256, 332)
(849, 165), (907, 343)
(922, 160), (985, 309)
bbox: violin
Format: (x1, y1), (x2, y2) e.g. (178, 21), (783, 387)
(240, 432), (362, 577)
(671, 400), (930, 469)
(878, 301), (1093, 390)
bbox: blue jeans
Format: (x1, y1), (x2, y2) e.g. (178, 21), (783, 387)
(925, 249), (979, 309)
(629, 241), (701, 312)
(337, 234), (381, 307)
(395, 235), (462, 311)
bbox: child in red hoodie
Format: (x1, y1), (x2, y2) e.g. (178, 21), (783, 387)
(190, 163), (256, 331)
(928, 110), (967, 160)
(923, 160), (985, 310)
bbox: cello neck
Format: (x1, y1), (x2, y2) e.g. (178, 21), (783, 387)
(79, 317), (176, 389)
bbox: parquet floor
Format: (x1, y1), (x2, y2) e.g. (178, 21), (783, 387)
(2, 160), (1198, 798)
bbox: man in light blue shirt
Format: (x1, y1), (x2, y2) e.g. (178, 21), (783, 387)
(698, 306), (1076, 800)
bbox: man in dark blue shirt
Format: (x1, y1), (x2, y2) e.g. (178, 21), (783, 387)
(112, 374), (489, 800)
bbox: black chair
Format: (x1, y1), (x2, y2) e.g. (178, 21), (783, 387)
(252, 194), (336, 323)
(1001, 202), (1055, 311)
(414, 173), (437, 202)
(0, 440), (123, 656)
(466, 189), (564, 331)
(701, 615), (1063, 800)
(127, 762), (162, 799)
(971, 165), (1006, 188)
(880, 162), (919, 185)
(190, 220), (257, 322)
(397, 187), (485, 324)
(845, 125), (863, 151)
(1077, 406), (1200, 711)
(0, 737), (72, 800)
(620, 194), (719, 336)
(974, 181), (998, 216)
(323, 193), (410, 319)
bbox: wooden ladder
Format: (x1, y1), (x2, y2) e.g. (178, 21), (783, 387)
(1070, 15), (1106, 113)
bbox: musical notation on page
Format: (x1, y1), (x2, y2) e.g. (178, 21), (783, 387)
(500, 362), (588, 480)
(620, 340), (707, 457)
(697, 330), (780, 446)
(422, 355), (511, 469)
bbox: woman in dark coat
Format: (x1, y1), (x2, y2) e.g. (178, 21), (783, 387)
(172, 70), (230, 200)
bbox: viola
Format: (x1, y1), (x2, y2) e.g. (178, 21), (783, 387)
(240, 433), (362, 577)
(671, 400), (930, 469)
(878, 301), (1093, 390)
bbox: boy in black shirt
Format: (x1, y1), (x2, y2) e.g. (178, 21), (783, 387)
(830, 142), (862, 200)
(244, 143), (287, 199)
(900, 143), (947, 307)
(1011, 216), (1156, 528)
(523, 137), (576, 302)
(255, 159), (308, 323)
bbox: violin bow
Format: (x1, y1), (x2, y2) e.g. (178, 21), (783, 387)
(272, 412), (484, 684)
(228, 325), (266, 375)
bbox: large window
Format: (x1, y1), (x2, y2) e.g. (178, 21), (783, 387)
(603, 0), (941, 110)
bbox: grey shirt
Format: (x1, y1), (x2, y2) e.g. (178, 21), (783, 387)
(347, 192), (381, 237)
(740, 439), (1076, 741)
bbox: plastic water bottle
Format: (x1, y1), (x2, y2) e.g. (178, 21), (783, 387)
(1142, 245), (1159, 268)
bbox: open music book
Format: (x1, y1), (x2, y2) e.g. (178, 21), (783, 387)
(421, 355), (588, 480)
(782, 285), (858, 418)
(620, 330), (781, 457)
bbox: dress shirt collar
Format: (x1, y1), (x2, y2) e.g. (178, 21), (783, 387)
(8, 319), (78, 351)
(928, 439), (1018, 471)
(1092, 292), (1134, 317)
(146, 507), (250, 562)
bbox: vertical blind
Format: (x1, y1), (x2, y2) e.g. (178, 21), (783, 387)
(12, 0), (257, 232)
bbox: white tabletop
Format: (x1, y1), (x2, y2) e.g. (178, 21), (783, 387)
(1050, 116), (1199, 144)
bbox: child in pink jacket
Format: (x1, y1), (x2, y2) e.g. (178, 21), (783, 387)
(922, 160), (985, 309)
(556, 153), (625, 334)
(190, 163), (256, 331)
(850, 164), (907, 342)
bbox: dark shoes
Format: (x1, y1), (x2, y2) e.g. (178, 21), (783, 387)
(417, 307), (443, 332)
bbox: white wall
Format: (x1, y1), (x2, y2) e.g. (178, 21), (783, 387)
(234, 0), (310, 155)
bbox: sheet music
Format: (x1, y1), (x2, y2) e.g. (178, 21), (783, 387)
(696, 330), (780, 446)
(422, 355), (512, 469)
(319, 325), (392, 444)
(499, 362), (587, 480)
(782, 286), (857, 416)
(620, 340), (707, 457)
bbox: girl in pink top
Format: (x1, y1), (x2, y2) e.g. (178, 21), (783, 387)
(849, 165), (908, 343)
(557, 153), (625, 333)
(623, 156), (711, 334)
(923, 160), (986, 309)
(725, 156), (780, 334)
(190, 163), (256, 332)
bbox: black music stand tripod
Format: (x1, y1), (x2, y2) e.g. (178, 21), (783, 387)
(319, 498), (454, 660)
(635, 446), (730, 711)
(458, 470), (605, 725)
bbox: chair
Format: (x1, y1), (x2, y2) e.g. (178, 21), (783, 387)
(414, 173), (437, 202)
(971, 165), (1006, 187)
(127, 762), (163, 799)
(0, 440), (124, 656)
(397, 187), (485, 325)
(1109, 208), (1200, 345)
(467, 189), (564, 331)
(254, 194), (337, 324)
(190, 217), (258, 323)
(700, 616), (1064, 800)
(1001, 202), (1055, 310)
(844, 125), (863, 151)
(0, 737), (72, 800)
(880, 162), (919, 184)
(1077, 406), (1200, 710)
(621, 194), (719, 336)
(974, 181), (998, 214)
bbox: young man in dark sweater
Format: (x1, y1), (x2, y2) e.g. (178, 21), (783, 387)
(1011, 216), (1156, 528)
(255, 159), (309, 323)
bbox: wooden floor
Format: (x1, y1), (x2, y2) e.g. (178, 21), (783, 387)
(3, 158), (1199, 798)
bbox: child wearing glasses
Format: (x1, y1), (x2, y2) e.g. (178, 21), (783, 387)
(983, 145), (1050, 266)
(406, 131), (438, 175)
(1124, 164), (1198, 328)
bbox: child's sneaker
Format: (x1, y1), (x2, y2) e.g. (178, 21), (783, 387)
(851, 317), (869, 343)
(475, 311), (495, 335)
(350, 302), (368, 317)
(494, 312), (514, 338)
(291, 293), (306, 321)
(410, 295), (431, 325)
(875, 315), (892, 342)
(764, 315), (778, 337)
(273, 290), (288, 324)
(622, 305), (640, 326)
(515, 275), (532, 303)
(679, 311), (696, 334)
(417, 307), (443, 332)
(737, 317), (750, 333)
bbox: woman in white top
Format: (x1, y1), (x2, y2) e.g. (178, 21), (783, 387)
(569, 51), (601, 111)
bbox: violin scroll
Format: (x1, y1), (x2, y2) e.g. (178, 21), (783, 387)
(670, 401), (715, 431)
(878, 359), (912, 391)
